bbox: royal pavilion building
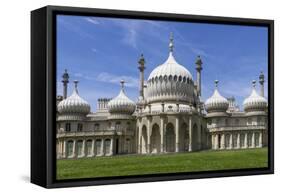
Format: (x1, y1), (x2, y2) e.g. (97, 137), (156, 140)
(56, 34), (268, 159)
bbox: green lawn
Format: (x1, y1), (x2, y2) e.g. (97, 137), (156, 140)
(57, 148), (268, 180)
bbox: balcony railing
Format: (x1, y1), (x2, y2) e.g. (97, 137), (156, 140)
(207, 125), (267, 132)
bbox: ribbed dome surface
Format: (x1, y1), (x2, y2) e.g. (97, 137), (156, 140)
(243, 82), (267, 112)
(205, 81), (229, 113)
(148, 53), (193, 80)
(58, 84), (90, 115)
(108, 82), (136, 115)
(146, 35), (195, 104)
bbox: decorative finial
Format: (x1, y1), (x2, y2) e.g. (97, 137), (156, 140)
(214, 80), (219, 88)
(62, 69), (69, 82)
(259, 71), (265, 83)
(120, 80), (125, 90)
(252, 80), (256, 88)
(138, 53), (145, 68)
(74, 80), (79, 93)
(169, 32), (174, 53)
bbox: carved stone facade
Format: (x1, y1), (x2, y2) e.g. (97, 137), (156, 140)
(56, 35), (268, 159)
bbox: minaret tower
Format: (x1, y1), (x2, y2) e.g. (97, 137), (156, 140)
(195, 55), (203, 97)
(138, 54), (145, 99)
(62, 69), (69, 99)
(259, 71), (265, 97)
(74, 80), (79, 94)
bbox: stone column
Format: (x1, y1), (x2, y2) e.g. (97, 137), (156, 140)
(81, 139), (86, 157)
(137, 120), (142, 153)
(92, 139), (95, 157)
(215, 134), (219, 150)
(175, 116), (179, 152)
(245, 133), (248, 148)
(160, 116), (164, 153)
(259, 132), (263, 147)
(63, 140), (66, 158)
(230, 134), (233, 149)
(189, 116), (193, 152)
(252, 133), (255, 148)
(221, 134), (225, 149)
(211, 135), (215, 149)
(101, 139), (105, 156)
(147, 118), (151, 154)
(110, 138), (114, 155)
(237, 133), (240, 149)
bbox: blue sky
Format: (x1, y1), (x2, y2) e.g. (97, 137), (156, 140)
(56, 15), (268, 112)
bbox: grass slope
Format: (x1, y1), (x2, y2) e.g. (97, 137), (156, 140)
(57, 148), (268, 180)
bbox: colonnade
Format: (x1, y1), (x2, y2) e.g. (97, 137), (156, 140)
(138, 116), (201, 154)
(211, 131), (263, 150)
(57, 138), (114, 159)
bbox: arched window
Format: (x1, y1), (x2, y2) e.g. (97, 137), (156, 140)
(125, 138), (131, 153)
(86, 140), (92, 156)
(95, 139), (102, 155)
(65, 123), (71, 132)
(77, 140), (83, 157)
(66, 140), (73, 157)
(77, 123), (83, 132)
(104, 139), (111, 155)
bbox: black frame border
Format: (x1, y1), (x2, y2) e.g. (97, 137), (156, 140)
(31, 5), (274, 188)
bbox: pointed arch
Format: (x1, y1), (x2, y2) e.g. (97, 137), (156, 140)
(151, 123), (161, 153)
(179, 122), (189, 151)
(166, 123), (175, 152)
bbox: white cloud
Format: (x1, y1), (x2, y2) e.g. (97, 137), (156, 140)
(96, 72), (138, 88)
(85, 17), (100, 25)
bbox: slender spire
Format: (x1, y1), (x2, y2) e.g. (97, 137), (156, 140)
(169, 32), (174, 53)
(74, 80), (79, 94)
(62, 69), (69, 99)
(252, 80), (256, 88)
(214, 80), (219, 88)
(120, 80), (125, 91)
(259, 71), (265, 97)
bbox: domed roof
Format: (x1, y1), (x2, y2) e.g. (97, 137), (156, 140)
(58, 81), (90, 115)
(146, 33), (195, 104)
(148, 52), (193, 80)
(108, 80), (136, 115)
(148, 33), (192, 81)
(243, 80), (267, 112)
(205, 80), (229, 113)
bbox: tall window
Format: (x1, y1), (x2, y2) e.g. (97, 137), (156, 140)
(66, 140), (73, 157)
(115, 121), (121, 130)
(94, 123), (100, 130)
(247, 118), (252, 125)
(65, 123), (71, 132)
(235, 119), (239, 126)
(105, 139), (111, 155)
(86, 140), (92, 156)
(77, 140), (83, 157)
(77, 123), (83, 132)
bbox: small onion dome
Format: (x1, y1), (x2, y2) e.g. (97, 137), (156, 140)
(243, 80), (267, 112)
(57, 80), (90, 115)
(205, 80), (229, 113)
(108, 80), (136, 115)
(146, 33), (194, 104)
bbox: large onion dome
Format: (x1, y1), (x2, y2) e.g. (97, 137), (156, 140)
(243, 80), (267, 112)
(58, 81), (90, 116)
(108, 80), (136, 115)
(146, 33), (195, 104)
(205, 80), (229, 113)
